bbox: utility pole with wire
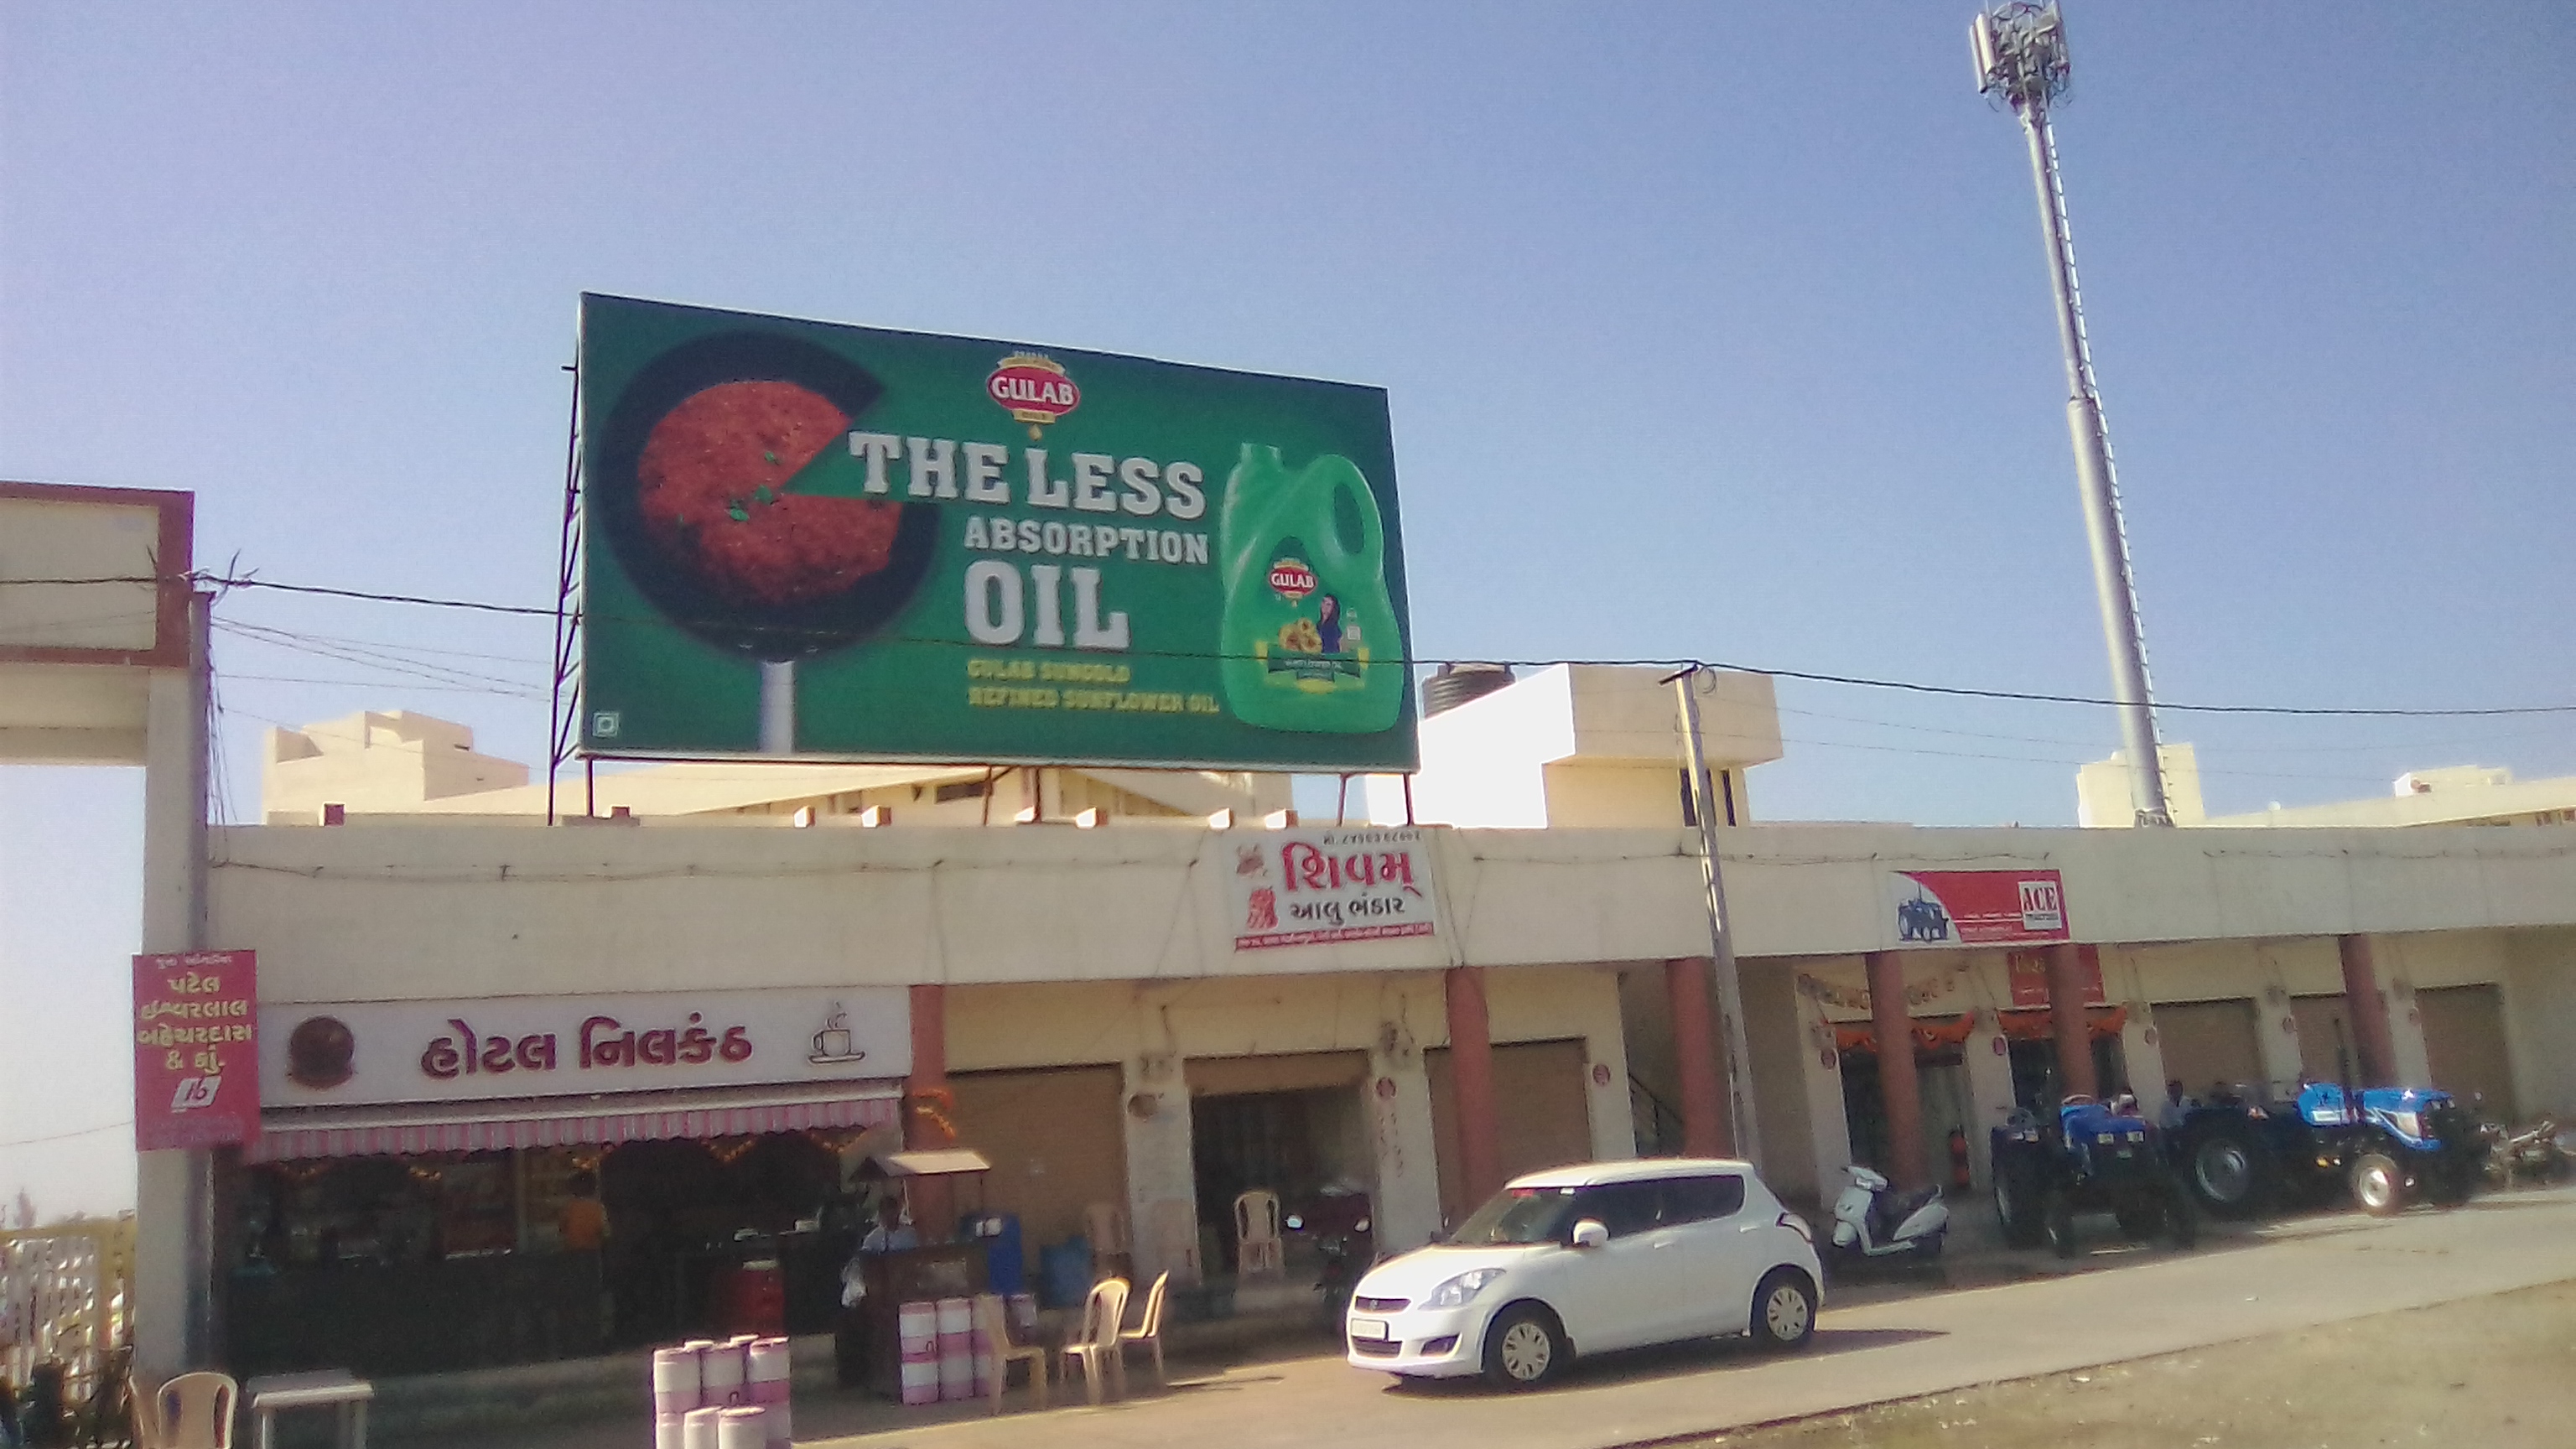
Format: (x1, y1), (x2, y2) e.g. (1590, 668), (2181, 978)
(1971, 2), (2174, 826)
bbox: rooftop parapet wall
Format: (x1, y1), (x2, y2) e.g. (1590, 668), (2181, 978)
(210, 820), (2576, 1005)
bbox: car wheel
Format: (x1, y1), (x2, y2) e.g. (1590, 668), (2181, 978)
(1995, 1166), (2044, 1249)
(1483, 1304), (1566, 1389)
(2043, 1187), (2078, 1259)
(2351, 1151), (2404, 1216)
(1753, 1268), (1816, 1352)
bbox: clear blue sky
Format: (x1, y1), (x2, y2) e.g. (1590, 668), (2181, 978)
(3, 3), (2568, 1215)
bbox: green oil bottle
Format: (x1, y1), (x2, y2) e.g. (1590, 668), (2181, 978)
(1218, 444), (1406, 734)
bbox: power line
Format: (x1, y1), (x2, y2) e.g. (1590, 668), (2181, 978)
(0, 1121), (131, 1150)
(19, 569), (2576, 719)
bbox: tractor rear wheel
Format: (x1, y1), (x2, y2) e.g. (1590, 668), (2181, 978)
(2182, 1119), (2269, 1218)
(2042, 1187), (2078, 1259)
(1995, 1163), (2044, 1249)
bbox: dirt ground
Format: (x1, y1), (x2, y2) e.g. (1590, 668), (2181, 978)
(1688, 1279), (2576, 1449)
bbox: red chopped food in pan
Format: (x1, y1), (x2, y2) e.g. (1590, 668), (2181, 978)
(637, 381), (901, 607)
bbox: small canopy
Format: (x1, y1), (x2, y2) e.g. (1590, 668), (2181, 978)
(860, 1146), (993, 1179)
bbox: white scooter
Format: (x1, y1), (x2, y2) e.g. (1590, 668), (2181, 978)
(1826, 1164), (1950, 1267)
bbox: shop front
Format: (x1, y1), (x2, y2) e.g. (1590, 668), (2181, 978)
(228, 986), (911, 1377)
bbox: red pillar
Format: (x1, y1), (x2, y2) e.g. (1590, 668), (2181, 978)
(1665, 957), (1729, 1157)
(1446, 966), (1504, 1207)
(1867, 952), (1929, 1191)
(906, 984), (953, 1241)
(2045, 943), (2098, 1104)
(2337, 935), (2396, 1087)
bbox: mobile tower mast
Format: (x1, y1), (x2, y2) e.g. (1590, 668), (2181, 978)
(1971, 2), (2173, 826)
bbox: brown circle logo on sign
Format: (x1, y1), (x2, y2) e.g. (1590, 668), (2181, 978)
(287, 1015), (356, 1089)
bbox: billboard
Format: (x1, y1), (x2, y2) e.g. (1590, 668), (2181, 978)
(1886, 868), (2070, 947)
(133, 950), (258, 1150)
(577, 295), (1417, 771)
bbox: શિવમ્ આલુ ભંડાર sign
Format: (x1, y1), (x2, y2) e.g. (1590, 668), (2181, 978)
(574, 293), (1419, 771)
(1229, 828), (1438, 951)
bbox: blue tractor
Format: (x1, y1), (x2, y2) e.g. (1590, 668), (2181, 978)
(2170, 1083), (2480, 1219)
(1992, 1095), (2198, 1258)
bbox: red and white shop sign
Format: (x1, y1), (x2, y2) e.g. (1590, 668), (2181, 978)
(1229, 828), (1437, 951)
(257, 986), (911, 1109)
(2005, 944), (2106, 1008)
(1886, 868), (2070, 948)
(133, 950), (260, 1150)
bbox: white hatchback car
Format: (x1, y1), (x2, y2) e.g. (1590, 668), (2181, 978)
(1343, 1159), (1822, 1388)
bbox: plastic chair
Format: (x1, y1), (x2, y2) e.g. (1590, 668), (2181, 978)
(126, 1369), (165, 1449)
(973, 1292), (1047, 1415)
(1083, 1202), (1131, 1280)
(1058, 1277), (1130, 1406)
(1116, 1270), (1171, 1389)
(150, 1374), (236, 1449)
(1233, 1190), (1283, 1278)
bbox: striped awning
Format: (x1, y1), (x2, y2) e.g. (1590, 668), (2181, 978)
(243, 1083), (902, 1163)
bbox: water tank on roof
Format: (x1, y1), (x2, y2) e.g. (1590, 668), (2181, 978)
(1421, 662), (1515, 718)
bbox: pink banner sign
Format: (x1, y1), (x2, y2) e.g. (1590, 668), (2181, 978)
(133, 949), (259, 1150)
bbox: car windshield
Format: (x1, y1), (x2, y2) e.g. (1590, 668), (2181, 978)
(1447, 1185), (1581, 1245)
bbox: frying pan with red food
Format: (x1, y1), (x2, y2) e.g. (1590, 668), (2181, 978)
(595, 333), (940, 751)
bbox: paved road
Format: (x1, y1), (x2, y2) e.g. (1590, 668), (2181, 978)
(792, 1185), (2576, 1449)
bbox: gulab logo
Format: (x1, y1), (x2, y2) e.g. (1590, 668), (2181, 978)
(987, 353), (1080, 439)
(1270, 558), (1317, 600)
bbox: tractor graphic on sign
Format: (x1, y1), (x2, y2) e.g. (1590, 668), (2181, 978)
(1896, 891), (1952, 943)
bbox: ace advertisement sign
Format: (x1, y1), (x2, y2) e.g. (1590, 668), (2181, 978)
(133, 950), (258, 1150)
(578, 294), (1416, 772)
(1229, 828), (1437, 951)
(258, 986), (911, 1109)
(1886, 869), (2070, 948)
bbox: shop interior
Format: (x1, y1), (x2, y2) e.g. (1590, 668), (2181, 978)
(1189, 1083), (1374, 1309)
(226, 1129), (891, 1378)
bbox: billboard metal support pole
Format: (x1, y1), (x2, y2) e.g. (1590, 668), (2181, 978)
(1665, 665), (1762, 1168)
(545, 362), (584, 827)
(1973, 3), (2171, 826)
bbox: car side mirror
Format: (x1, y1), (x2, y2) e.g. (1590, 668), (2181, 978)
(1570, 1219), (1609, 1249)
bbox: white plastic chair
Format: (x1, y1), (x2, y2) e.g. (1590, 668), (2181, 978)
(151, 1373), (238, 1449)
(1058, 1276), (1131, 1405)
(1116, 1270), (1171, 1389)
(1233, 1190), (1283, 1278)
(974, 1291), (1047, 1415)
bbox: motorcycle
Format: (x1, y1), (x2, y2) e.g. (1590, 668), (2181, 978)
(1826, 1163), (1949, 1270)
(1285, 1185), (1374, 1322)
(2482, 1117), (2568, 1188)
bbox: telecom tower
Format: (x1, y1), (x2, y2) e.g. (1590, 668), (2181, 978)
(1971, 3), (2173, 826)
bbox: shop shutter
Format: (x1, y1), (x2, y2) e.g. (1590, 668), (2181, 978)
(2152, 999), (2265, 1102)
(1184, 1051), (1368, 1097)
(2417, 984), (2516, 1119)
(1426, 1039), (1593, 1228)
(946, 1066), (1128, 1251)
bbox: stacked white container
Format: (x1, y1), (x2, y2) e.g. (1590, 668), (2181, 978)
(745, 1337), (792, 1448)
(896, 1301), (940, 1406)
(700, 1337), (747, 1410)
(652, 1346), (702, 1449)
(714, 1406), (766, 1449)
(934, 1296), (974, 1401)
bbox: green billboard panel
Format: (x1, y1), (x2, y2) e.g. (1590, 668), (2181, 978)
(578, 295), (1418, 772)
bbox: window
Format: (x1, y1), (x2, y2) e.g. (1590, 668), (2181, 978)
(934, 780), (989, 803)
(1664, 1174), (1746, 1224)
(1573, 1182), (1665, 1239)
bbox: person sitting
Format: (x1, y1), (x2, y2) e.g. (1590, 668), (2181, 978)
(2158, 1078), (2193, 1132)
